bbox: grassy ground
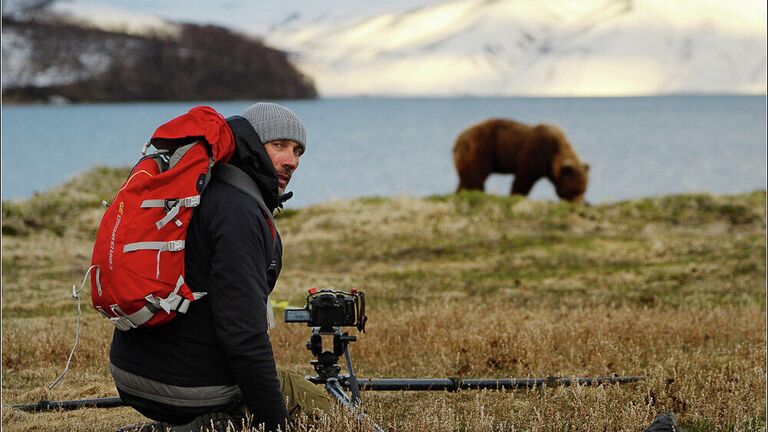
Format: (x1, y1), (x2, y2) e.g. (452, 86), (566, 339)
(2, 167), (765, 431)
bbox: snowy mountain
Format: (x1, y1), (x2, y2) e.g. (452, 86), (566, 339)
(4, 0), (766, 97)
(262, 0), (767, 96)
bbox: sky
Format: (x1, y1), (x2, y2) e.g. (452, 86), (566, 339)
(42, 0), (454, 35)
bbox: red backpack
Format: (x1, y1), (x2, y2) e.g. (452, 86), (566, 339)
(89, 106), (235, 330)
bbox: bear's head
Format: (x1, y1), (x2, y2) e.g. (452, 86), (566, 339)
(554, 158), (589, 203)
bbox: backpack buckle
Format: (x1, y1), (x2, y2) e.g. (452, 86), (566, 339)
(109, 316), (135, 331)
(182, 196), (201, 207)
(167, 240), (185, 252)
(164, 199), (179, 212)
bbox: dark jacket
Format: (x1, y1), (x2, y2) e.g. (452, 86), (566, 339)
(109, 117), (289, 429)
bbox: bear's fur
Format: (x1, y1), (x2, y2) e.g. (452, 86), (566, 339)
(453, 118), (590, 203)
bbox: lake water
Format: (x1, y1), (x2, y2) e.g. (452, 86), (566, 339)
(2, 96), (766, 209)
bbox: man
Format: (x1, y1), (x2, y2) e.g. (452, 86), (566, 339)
(109, 102), (330, 431)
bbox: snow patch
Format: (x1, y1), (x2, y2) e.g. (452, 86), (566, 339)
(51, 1), (181, 37)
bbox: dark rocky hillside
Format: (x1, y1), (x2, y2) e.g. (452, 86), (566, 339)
(2, 15), (317, 103)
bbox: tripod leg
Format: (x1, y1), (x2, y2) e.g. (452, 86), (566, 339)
(343, 343), (362, 404)
(324, 379), (384, 432)
(324, 378), (354, 410)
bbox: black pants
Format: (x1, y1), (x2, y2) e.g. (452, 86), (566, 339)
(117, 389), (246, 426)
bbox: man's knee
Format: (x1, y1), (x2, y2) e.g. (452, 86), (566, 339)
(277, 369), (332, 416)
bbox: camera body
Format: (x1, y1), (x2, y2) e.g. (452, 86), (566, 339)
(285, 289), (365, 333)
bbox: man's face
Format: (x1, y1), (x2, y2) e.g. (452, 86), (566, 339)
(264, 139), (303, 195)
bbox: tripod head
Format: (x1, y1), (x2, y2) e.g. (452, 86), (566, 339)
(306, 328), (358, 381)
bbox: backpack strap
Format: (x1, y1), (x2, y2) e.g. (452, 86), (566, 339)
(213, 163), (277, 329)
(214, 164), (279, 329)
(213, 163), (276, 252)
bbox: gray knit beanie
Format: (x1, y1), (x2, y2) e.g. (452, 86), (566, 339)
(241, 102), (306, 151)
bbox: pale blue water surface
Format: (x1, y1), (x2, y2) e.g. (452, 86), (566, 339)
(2, 96), (765, 208)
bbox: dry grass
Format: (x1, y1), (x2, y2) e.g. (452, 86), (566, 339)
(2, 169), (765, 431)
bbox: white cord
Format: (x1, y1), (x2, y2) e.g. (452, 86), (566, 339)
(48, 265), (96, 390)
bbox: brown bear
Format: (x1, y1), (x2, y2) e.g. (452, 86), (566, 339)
(453, 118), (590, 203)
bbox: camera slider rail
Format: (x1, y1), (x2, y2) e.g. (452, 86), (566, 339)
(339, 375), (645, 392)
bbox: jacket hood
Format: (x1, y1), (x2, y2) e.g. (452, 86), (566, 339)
(226, 116), (280, 211)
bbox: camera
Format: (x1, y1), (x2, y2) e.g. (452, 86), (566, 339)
(285, 289), (366, 333)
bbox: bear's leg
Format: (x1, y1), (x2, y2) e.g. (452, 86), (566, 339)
(457, 170), (489, 192)
(455, 154), (492, 192)
(511, 175), (537, 196)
